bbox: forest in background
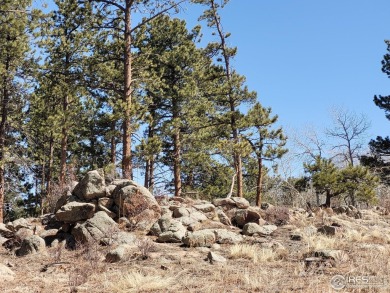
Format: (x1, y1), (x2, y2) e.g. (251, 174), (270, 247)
(0, 0), (389, 223)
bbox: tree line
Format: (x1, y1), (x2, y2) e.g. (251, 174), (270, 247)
(0, 0), (388, 223)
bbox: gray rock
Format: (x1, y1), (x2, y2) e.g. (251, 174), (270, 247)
(188, 221), (201, 232)
(98, 197), (114, 209)
(71, 211), (118, 243)
(193, 204), (215, 213)
(16, 235), (46, 256)
(188, 208), (208, 222)
(40, 229), (59, 239)
(177, 216), (198, 226)
(15, 228), (34, 239)
(233, 209), (262, 228)
(216, 209), (231, 226)
(153, 218), (187, 243)
(97, 204), (116, 218)
(242, 223), (277, 236)
(231, 197), (250, 209)
(105, 244), (132, 263)
(105, 185), (117, 198)
(214, 229), (243, 244)
(212, 198), (235, 207)
(206, 251), (227, 264)
(0, 263), (15, 281)
(172, 207), (190, 218)
(115, 232), (136, 245)
(73, 170), (106, 200)
(182, 230), (216, 247)
(6, 218), (30, 232)
(160, 206), (172, 217)
(149, 221), (162, 236)
(55, 202), (95, 223)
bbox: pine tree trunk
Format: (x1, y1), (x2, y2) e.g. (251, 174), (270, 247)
(145, 158), (150, 188)
(41, 162), (45, 215)
(325, 191), (331, 207)
(46, 134), (54, 200)
(210, 0), (243, 197)
(255, 157), (263, 207)
(122, 1), (133, 179)
(110, 121), (116, 164)
(59, 94), (68, 189)
(0, 56), (10, 223)
(173, 128), (182, 197)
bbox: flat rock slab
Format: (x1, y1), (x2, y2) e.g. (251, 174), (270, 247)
(55, 202), (95, 223)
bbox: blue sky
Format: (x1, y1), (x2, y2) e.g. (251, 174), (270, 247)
(183, 0), (389, 144)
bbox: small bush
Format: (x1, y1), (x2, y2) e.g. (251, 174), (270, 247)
(136, 238), (157, 260)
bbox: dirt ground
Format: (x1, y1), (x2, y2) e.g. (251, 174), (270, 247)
(1, 209), (390, 293)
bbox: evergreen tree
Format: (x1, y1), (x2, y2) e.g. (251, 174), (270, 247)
(134, 15), (211, 197)
(86, 0), (185, 180)
(361, 40), (390, 184)
(304, 157), (345, 207)
(305, 157), (379, 207)
(243, 102), (288, 206)
(0, 0), (32, 223)
(194, 0), (256, 197)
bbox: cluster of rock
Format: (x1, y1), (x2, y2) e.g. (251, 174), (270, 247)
(149, 196), (278, 248)
(0, 170), (282, 261)
(1, 169), (372, 266)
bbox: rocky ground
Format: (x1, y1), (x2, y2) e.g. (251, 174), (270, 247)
(1, 170), (390, 292)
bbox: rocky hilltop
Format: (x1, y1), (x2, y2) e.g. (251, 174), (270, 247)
(1, 170), (389, 292)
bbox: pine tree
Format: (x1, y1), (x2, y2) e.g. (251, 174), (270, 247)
(0, 0), (32, 223)
(194, 0), (256, 197)
(361, 40), (390, 184)
(304, 157), (345, 207)
(86, 0), (185, 180)
(37, 0), (93, 186)
(134, 15), (211, 197)
(243, 102), (287, 206)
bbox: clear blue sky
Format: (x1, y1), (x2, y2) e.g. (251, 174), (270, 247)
(183, 0), (389, 143)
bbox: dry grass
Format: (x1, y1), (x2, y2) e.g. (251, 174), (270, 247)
(107, 270), (174, 292)
(2, 206), (390, 293)
(305, 234), (338, 252)
(229, 244), (282, 263)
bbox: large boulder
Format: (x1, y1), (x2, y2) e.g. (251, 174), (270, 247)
(214, 229), (243, 244)
(105, 244), (133, 263)
(6, 218), (30, 232)
(242, 223), (277, 236)
(157, 220), (187, 243)
(216, 208), (231, 226)
(55, 202), (95, 223)
(16, 235), (46, 256)
(193, 203), (215, 213)
(231, 197), (250, 209)
(232, 208), (262, 228)
(71, 211), (118, 243)
(112, 180), (161, 231)
(182, 229), (216, 247)
(73, 170), (106, 200)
